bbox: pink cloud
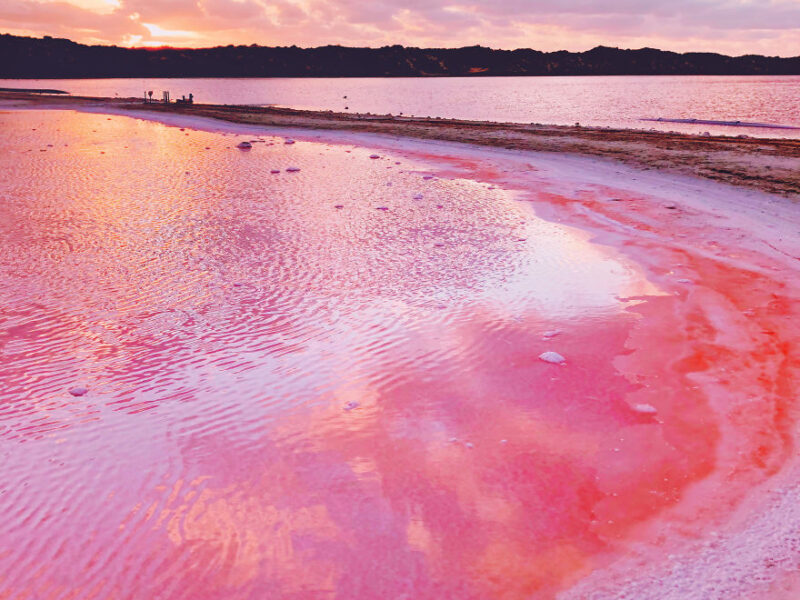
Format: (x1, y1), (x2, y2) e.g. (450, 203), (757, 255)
(0, 0), (798, 55)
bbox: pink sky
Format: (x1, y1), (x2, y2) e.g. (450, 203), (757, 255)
(2, 0), (800, 55)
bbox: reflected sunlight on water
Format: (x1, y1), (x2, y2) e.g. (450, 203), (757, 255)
(0, 109), (795, 599)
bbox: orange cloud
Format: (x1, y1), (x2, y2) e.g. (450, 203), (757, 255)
(1, 0), (799, 55)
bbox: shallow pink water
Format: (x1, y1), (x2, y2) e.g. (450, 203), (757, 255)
(0, 109), (797, 599)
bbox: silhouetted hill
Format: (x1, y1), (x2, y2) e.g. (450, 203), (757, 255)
(2, 34), (799, 78)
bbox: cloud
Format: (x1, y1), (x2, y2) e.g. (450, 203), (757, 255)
(0, 0), (798, 55)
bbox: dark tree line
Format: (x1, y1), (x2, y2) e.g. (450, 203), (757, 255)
(2, 34), (799, 78)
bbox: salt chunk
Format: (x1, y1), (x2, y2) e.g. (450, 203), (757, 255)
(542, 329), (562, 339)
(369, 154), (381, 159)
(69, 386), (88, 397)
(284, 139), (296, 144)
(676, 278), (693, 284)
(236, 141), (252, 149)
(633, 403), (658, 415)
(413, 194), (423, 200)
(376, 206), (389, 211)
(334, 204), (344, 209)
(270, 169), (281, 174)
(539, 351), (566, 365)
(286, 167), (301, 172)
(343, 400), (359, 411)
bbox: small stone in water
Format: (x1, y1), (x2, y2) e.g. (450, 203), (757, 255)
(369, 154), (381, 159)
(236, 141), (252, 149)
(539, 351), (566, 365)
(286, 167), (301, 172)
(334, 204), (344, 209)
(413, 194), (423, 200)
(376, 206), (389, 211)
(633, 403), (658, 415)
(542, 329), (562, 339)
(677, 278), (693, 284)
(423, 175), (434, 180)
(465, 442), (474, 449)
(285, 139), (296, 144)
(270, 169), (281, 174)
(343, 400), (360, 411)
(69, 386), (88, 397)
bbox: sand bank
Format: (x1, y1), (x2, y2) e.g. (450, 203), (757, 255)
(2, 90), (799, 197)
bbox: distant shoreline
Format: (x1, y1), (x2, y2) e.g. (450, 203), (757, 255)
(2, 90), (798, 197)
(3, 34), (800, 78)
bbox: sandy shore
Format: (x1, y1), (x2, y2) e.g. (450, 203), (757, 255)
(2, 90), (799, 197)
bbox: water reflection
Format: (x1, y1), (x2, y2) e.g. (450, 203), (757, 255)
(0, 110), (746, 598)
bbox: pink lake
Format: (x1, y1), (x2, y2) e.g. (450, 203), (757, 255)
(0, 108), (798, 599)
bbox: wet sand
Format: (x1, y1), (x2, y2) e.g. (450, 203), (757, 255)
(0, 104), (798, 599)
(2, 90), (800, 197)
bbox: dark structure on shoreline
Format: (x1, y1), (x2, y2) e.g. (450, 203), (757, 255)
(2, 34), (800, 79)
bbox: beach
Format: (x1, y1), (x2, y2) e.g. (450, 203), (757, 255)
(3, 90), (800, 196)
(0, 96), (798, 599)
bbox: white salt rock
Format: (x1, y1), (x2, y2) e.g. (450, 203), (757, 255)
(369, 154), (381, 159)
(236, 141), (252, 149)
(343, 400), (359, 411)
(539, 351), (566, 365)
(286, 167), (301, 172)
(542, 329), (562, 339)
(633, 403), (658, 415)
(465, 442), (474, 449)
(69, 386), (88, 397)
(677, 278), (693, 284)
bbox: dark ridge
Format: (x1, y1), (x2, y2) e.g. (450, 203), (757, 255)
(0, 86), (67, 93)
(2, 34), (800, 78)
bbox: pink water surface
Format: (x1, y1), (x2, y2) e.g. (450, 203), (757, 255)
(0, 109), (797, 599)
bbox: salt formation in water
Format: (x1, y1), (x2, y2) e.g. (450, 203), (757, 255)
(286, 166), (301, 172)
(633, 403), (658, 415)
(68, 386), (88, 397)
(236, 141), (252, 149)
(539, 351), (566, 365)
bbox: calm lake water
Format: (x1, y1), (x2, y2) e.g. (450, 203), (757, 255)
(3, 75), (800, 138)
(2, 108), (797, 598)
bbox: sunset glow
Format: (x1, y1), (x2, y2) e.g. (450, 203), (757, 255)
(3, 0), (800, 54)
